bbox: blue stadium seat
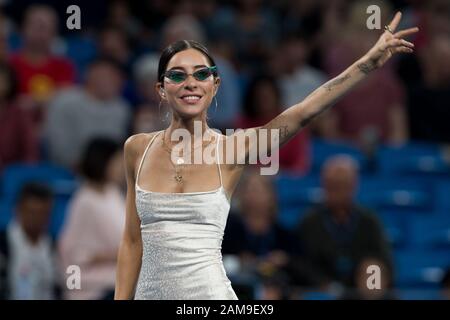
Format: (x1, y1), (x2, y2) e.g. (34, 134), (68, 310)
(275, 174), (322, 208)
(397, 288), (443, 300)
(7, 31), (22, 52)
(357, 177), (434, 212)
(409, 215), (450, 249)
(394, 249), (450, 288)
(277, 207), (306, 230)
(311, 139), (367, 173)
(301, 291), (337, 300)
(64, 35), (97, 81)
(276, 174), (322, 230)
(378, 143), (448, 177)
(376, 211), (409, 248)
(0, 163), (78, 236)
(435, 180), (450, 212)
(1, 163), (76, 201)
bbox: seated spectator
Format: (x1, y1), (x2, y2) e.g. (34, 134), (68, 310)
(45, 58), (130, 170)
(0, 63), (38, 173)
(58, 138), (126, 300)
(0, 182), (60, 300)
(236, 75), (310, 174)
(223, 169), (297, 258)
(223, 169), (298, 298)
(295, 155), (393, 288)
(9, 5), (75, 128)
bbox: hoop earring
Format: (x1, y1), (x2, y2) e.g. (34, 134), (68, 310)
(158, 99), (170, 123)
(158, 99), (162, 120)
(214, 96), (218, 112)
(165, 102), (171, 123)
(165, 110), (170, 122)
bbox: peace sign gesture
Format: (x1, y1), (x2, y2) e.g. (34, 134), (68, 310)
(365, 12), (419, 69)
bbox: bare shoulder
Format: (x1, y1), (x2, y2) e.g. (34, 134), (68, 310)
(124, 131), (160, 159)
(124, 131), (162, 181)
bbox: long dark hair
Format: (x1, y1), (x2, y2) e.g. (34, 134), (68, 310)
(157, 40), (218, 87)
(79, 138), (120, 184)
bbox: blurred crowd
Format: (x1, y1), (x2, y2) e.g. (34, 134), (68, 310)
(0, 0), (449, 299)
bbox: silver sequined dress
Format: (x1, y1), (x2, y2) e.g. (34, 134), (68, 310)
(133, 131), (238, 300)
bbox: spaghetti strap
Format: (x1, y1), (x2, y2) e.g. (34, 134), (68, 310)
(133, 131), (236, 300)
(136, 131), (163, 185)
(215, 132), (223, 188)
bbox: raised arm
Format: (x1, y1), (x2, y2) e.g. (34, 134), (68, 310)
(114, 135), (145, 300)
(234, 12), (418, 162)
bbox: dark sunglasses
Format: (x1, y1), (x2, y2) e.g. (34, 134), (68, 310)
(163, 66), (217, 83)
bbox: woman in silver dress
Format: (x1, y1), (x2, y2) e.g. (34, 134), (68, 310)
(115, 12), (417, 299)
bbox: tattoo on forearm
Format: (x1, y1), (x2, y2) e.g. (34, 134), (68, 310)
(279, 125), (289, 139)
(357, 60), (377, 74)
(323, 74), (351, 92)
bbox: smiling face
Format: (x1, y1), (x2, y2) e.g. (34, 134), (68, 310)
(156, 48), (220, 120)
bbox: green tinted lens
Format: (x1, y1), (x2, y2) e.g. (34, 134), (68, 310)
(166, 71), (186, 83)
(193, 68), (212, 81)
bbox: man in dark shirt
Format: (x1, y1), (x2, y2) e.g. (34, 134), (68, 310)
(222, 170), (298, 299)
(294, 155), (392, 288)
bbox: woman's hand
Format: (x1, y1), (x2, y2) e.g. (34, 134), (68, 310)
(364, 12), (419, 70)
(246, 12), (419, 155)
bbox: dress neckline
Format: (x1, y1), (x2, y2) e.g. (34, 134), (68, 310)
(135, 130), (228, 201)
(135, 183), (230, 203)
